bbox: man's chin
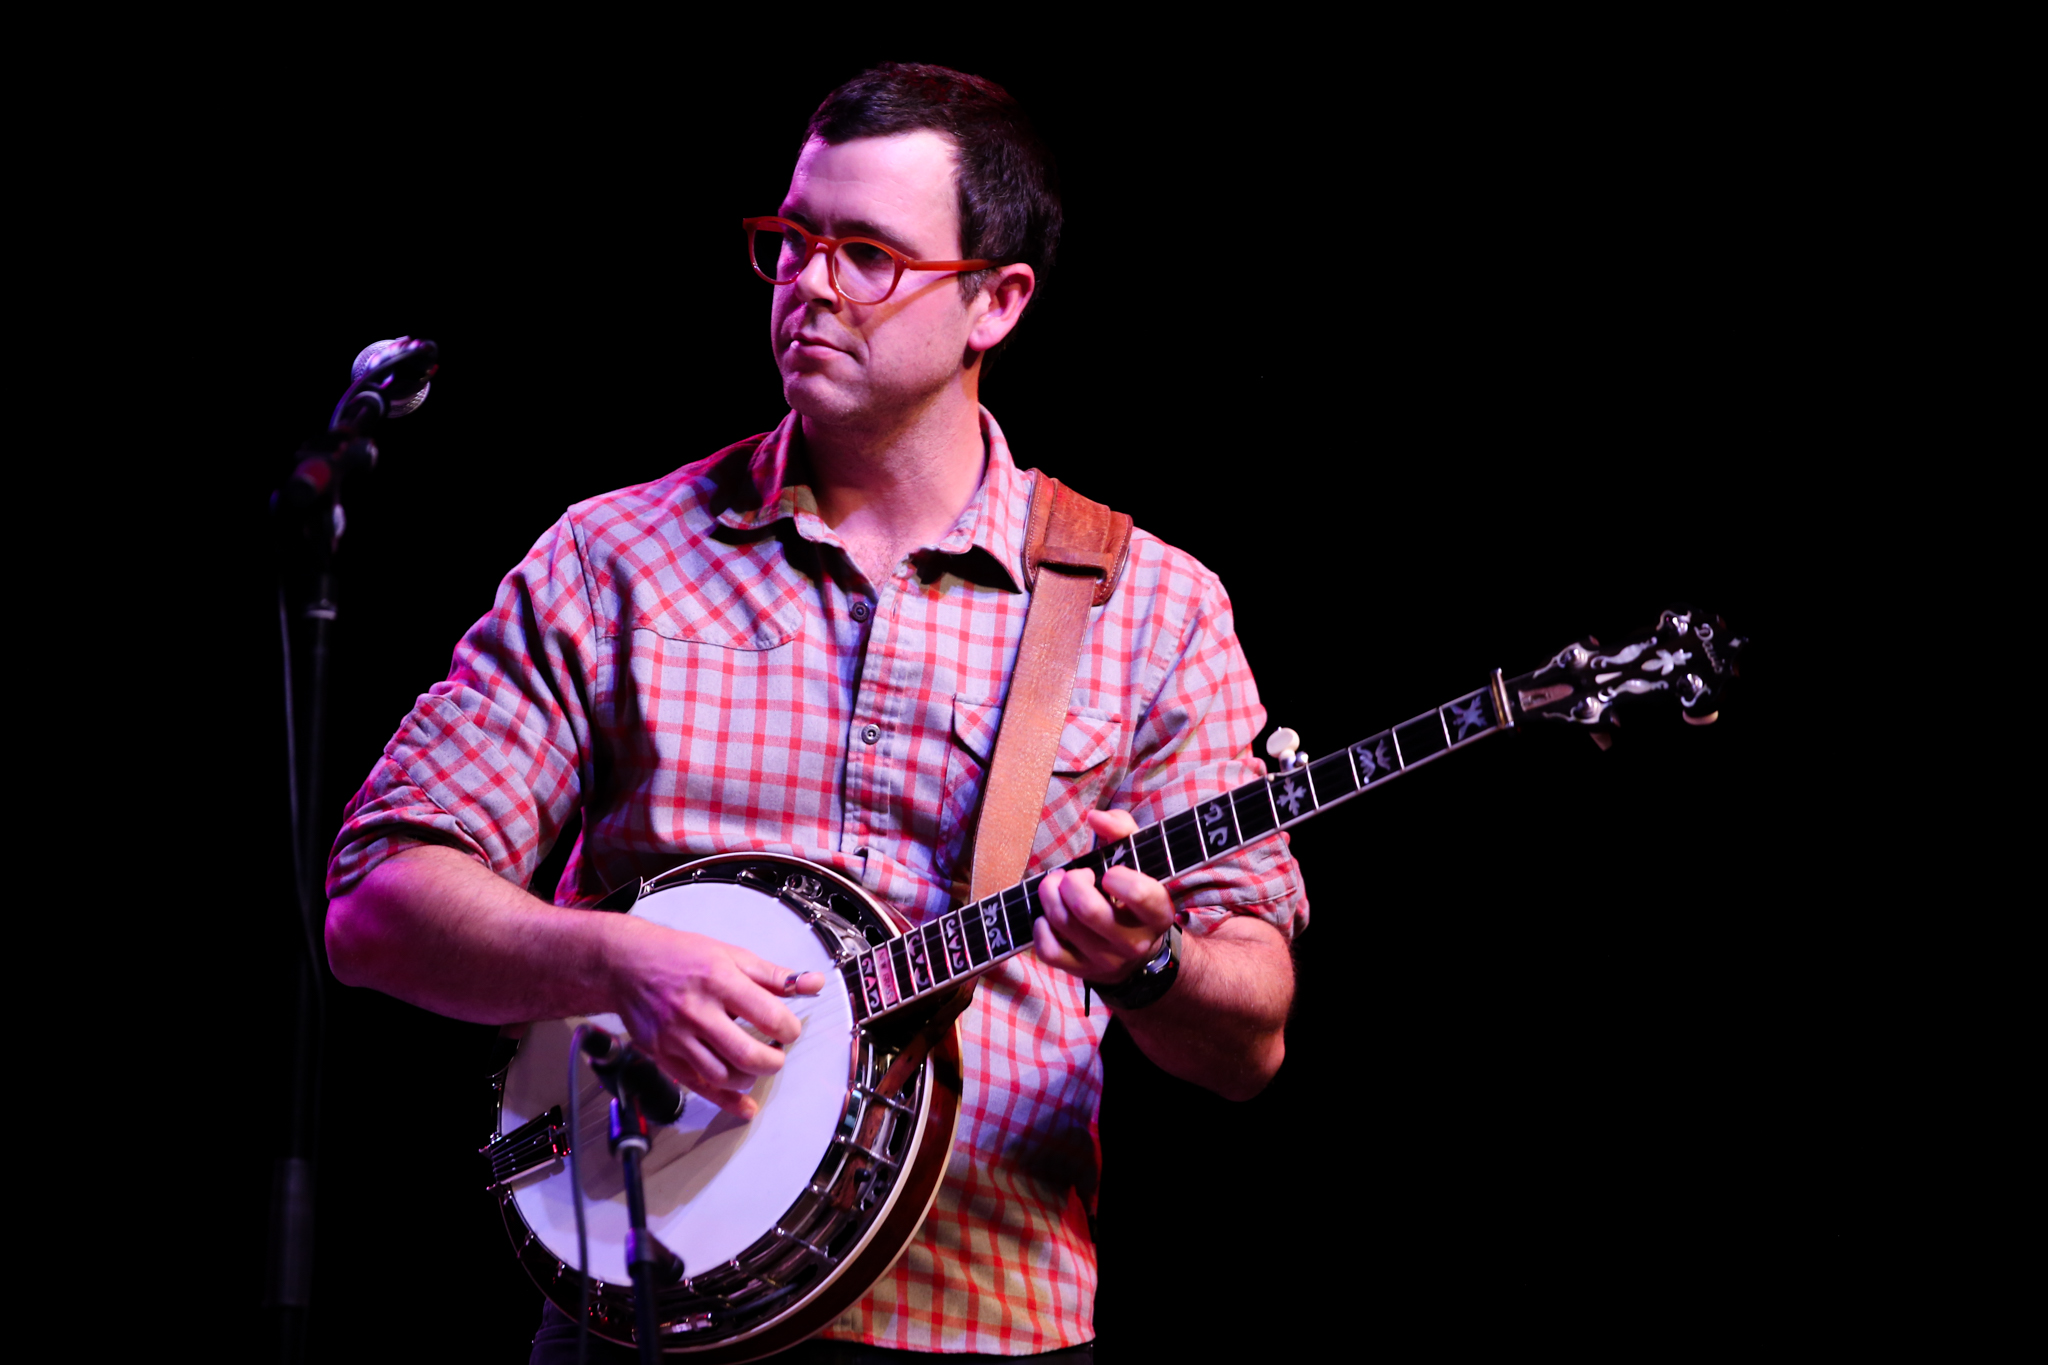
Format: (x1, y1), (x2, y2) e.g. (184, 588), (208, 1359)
(782, 374), (867, 427)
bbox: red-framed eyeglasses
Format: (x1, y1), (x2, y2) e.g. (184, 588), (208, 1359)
(743, 216), (995, 305)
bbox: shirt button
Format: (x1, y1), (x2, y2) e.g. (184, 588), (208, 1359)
(861, 724), (881, 745)
(850, 600), (871, 623)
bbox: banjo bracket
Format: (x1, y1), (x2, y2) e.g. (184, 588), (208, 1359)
(480, 1105), (569, 1191)
(775, 871), (833, 922)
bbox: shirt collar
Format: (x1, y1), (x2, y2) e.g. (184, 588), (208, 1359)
(715, 407), (1030, 592)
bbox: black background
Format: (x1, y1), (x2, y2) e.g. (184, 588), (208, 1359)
(148, 37), (1858, 1364)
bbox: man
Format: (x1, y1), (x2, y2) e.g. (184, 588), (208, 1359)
(325, 63), (1306, 1361)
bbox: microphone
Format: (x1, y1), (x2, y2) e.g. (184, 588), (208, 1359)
(579, 1027), (687, 1126)
(274, 337), (437, 522)
(331, 336), (438, 431)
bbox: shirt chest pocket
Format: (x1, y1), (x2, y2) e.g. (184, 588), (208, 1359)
(938, 695), (1123, 882)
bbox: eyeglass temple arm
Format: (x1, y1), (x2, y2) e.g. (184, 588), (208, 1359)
(744, 220), (994, 270)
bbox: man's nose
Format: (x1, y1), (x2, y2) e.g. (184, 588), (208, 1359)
(793, 243), (839, 307)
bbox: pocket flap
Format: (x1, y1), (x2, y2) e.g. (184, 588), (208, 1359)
(1053, 709), (1120, 775)
(950, 695), (1120, 775)
(951, 695), (1004, 764)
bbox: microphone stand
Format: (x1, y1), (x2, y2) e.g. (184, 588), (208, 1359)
(265, 341), (437, 1365)
(608, 1090), (685, 1365)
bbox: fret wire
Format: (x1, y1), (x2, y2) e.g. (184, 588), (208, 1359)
(922, 921), (952, 984)
(1306, 754), (1351, 810)
(905, 926), (933, 993)
(1067, 849), (1104, 883)
(1194, 793), (1241, 857)
(1229, 778), (1276, 843)
(996, 886), (1026, 959)
(1360, 732), (1398, 786)
(1230, 790), (1246, 845)
(1436, 704), (1452, 751)
(1269, 766), (1314, 824)
(841, 960), (870, 1022)
(888, 940), (913, 1001)
(995, 887), (1019, 958)
(979, 895), (1012, 958)
(1165, 808), (1210, 874)
(1012, 878), (1042, 953)
(875, 944), (900, 1007)
(940, 911), (971, 975)
(1130, 823), (1171, 881)
(963, 902), (991, 964)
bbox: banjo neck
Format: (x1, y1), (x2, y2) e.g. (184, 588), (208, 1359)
(844, 672), (1519, 1025)
(845, 604), (1744, 1025)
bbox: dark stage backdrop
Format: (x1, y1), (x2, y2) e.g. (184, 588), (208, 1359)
(170, 44), (1849, 1365)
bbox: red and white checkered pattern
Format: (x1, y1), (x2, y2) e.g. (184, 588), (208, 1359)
(329, 408), (1308, 1354)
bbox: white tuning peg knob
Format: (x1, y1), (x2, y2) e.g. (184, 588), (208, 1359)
(1265, 727), (1304, 769)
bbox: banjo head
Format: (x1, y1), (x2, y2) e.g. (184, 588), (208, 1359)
(484, 854), (961, 1358)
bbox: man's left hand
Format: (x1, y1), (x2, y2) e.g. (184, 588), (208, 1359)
(1032, 809), (1174, 985)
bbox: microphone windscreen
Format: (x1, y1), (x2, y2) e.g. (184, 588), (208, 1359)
(352, 338), (431, 417)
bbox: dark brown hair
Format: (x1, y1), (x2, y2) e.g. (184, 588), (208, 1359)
(807, 63), (1061, 360)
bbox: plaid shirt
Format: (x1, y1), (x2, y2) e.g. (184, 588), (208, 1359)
(330, 408), (1308, 1354)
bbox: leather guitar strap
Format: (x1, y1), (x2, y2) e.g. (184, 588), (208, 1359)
(969, 474), (1134, 902)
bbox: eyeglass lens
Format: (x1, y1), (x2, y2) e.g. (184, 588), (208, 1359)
(751, 225), (899, 304)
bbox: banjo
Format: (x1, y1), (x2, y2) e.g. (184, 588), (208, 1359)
(479, 607), (1742, 1359)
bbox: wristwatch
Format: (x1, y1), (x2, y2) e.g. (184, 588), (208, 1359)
(1090, 923), (1182, 1011)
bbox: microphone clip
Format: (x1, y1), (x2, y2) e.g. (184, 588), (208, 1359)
(581, 1027), (688, 1131)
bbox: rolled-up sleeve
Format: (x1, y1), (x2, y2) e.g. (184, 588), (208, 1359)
(326, 515), (598, 899)
(1114, 569), (1310, 941)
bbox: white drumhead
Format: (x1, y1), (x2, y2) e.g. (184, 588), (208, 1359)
(503, 881), (857, 1283)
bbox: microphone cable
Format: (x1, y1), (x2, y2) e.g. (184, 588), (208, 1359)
(569, 1023), (597, 1365)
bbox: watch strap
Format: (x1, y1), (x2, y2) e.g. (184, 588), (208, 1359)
(1090, 923), (1182, 1011)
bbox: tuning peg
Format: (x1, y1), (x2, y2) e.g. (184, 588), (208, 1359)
(1265, 727), (1307, 770)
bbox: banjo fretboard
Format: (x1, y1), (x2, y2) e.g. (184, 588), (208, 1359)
(840, 674), (1513, 1022)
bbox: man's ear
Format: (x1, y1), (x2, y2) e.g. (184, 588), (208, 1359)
(965, 264), (1037, 358)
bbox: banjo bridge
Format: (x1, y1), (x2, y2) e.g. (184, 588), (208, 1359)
(480, 1105), (569, 1190)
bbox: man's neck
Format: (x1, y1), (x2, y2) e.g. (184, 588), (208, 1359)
(799, 386), (988, 586)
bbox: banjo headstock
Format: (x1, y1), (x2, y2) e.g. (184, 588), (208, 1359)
(1508, 607), (1744, 730)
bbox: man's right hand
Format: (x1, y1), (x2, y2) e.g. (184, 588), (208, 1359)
(606, 916), (824, 1118)
(327, 843), (823, 1119)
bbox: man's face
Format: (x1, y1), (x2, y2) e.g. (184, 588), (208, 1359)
(771, 131), (980, 429)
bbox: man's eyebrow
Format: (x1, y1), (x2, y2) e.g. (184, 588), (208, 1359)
(779, 207), (921, 254)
